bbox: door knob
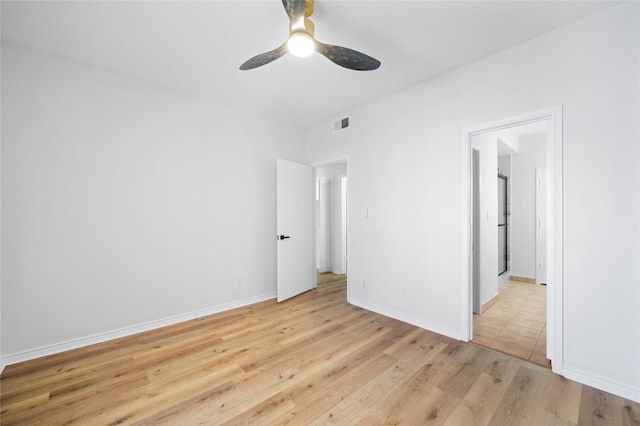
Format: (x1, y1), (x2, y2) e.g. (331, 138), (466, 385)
(278, 235), (291, 240)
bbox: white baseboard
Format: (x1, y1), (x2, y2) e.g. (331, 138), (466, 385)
(481, 292), (500, 313)
(563, 366), (640, 403)
(2, 292), (276, 368)
(347, 296), (465, 342)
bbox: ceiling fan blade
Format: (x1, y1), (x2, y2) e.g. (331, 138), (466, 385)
(315, 42), (381, 71)
(281, 0), (306, 23)
(239, 43), (288, 70)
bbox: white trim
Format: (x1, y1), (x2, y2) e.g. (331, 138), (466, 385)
(548, 107), (564, 375)
(563, 367), (640, 404)
(461, 106), (563, 376)
(310, 157), (349, 169)
(2, 292), (276, 368)
(349, 297), (465, 342)
(461, 126), (473, 339)
(535, 166), (548, 285)
(340, 176), (348, 276)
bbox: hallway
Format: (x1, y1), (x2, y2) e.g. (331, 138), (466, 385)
(472, 280), (550, 368)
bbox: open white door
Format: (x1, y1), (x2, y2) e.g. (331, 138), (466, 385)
(277, 159), (314, 302)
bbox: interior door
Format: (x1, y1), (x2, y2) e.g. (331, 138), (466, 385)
(277, 159), (314, 302)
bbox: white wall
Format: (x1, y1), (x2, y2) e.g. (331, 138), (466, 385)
(497, 155), (511, 179)
(510, 132), (546, 279)
(1, 42), (306, 362)
(306, 3), (640, 401)
(315, 162), (347, 275)
(472, 133), (498, 308)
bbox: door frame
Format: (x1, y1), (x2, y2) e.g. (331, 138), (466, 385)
(536, 166), (548, 285)
(461, 106), (563, 375)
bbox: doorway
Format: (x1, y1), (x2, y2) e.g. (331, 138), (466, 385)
(315, 162), (348, 293)
(462, 107), (563, 375)
(471, 121), (549, 366)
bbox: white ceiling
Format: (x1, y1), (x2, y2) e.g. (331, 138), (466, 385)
(1, 1), (615, 128)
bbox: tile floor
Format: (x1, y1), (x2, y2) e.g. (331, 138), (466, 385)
(472, 279), (551, 368)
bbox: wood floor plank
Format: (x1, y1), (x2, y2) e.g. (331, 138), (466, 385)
(396, 385), (461, 425)
(89, 364), (242, 425)
(361, 359), (462, 425)
(0, 391), (50, 425)
(578, 384), (640, 425)
(219, 392), (297, 426)
(307, 336), (450, 424)
(488, 364), (548, 425)
(538, 372), (583, 424)
(282, 353), (398, 424)
(0, 338), (143, 395)
(2, 367), (150, 426)
(128, 380), (237, 425)
(443, 366), (519, 426)
(432, 344), (493, 400)
(2, 273), (639, 425)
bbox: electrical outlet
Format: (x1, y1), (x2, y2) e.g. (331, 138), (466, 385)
(362, 280), (367, 288)
(402, 287), (408, 297)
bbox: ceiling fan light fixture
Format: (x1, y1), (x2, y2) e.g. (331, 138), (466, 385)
(287, 32), (315, 57)
(239, 0), (380, 71)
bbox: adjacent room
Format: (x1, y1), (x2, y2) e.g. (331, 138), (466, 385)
(470, 121), (550, 367)
(1, 1), (639, 424)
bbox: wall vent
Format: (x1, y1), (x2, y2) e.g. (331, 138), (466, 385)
(334, 117), (349, 131)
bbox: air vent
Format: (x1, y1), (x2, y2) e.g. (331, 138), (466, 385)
(334, 117), (350, 131)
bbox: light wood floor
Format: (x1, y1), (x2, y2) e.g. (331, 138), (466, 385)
(473, 280), (550, 368)
(2, 274), (639, 425)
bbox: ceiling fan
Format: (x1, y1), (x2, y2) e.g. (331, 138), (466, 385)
(240, 0), (380, 71)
